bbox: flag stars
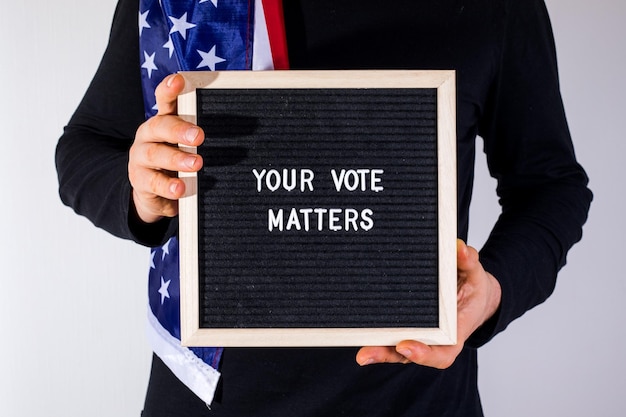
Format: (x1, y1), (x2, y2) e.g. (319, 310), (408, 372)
(162, 238), (171, 260)
(139, 10), (151, 36)
(169, 12), (196, 40)
(163, 37), (175, 58)
(199, 0), (219, 6)
(142, 51), (158, 78)
(150, 250), (156, 269)
(158, 277), (172, 304)
(197, 45), (226, 71)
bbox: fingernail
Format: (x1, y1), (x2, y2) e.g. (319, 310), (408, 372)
(169, 182), (181, 195)
(184, 127), (200, 144)
(183, 155), (198, 169)
(359, 358), (375, 366)
(397, 348), (412, 358)
(166, 74), (177, 88)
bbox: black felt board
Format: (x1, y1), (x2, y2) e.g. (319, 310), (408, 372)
(195, 88), (439, 329)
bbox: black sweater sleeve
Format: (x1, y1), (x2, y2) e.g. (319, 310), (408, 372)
(468, 0), (592, 346)
(55, 0), (175, 247)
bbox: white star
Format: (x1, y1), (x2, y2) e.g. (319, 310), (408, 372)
(141, 51), (158, 78)
(169, 12), (196, 40)
(197, 46), (226, 71)
(158, 277), (171, 304)
(163, 37), (175, 58)
(150, 250), (156, 269)
(139, 10), (151, 36)
(161, 238), (171, 260)
(199, 0), (218, 6)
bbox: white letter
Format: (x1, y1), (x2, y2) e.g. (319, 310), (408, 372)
(371, 169), (384, 192)
(313, 208), (328, 231)
(344, 208), (359, 231)
(301, 169), (315, 192)
(286, 208), (302, 230)
(356, 169), (369, 191)
(360, 209), (374, 231)
(330, 169), (346, 192)
(344, 170), (358, 191)
(282, 169), (296, 192)
(266, 169), (280, 192)
(252, 169), (266, 192)
(299, 208), (313, 231)
(329, 208), (342, 231)
(268, 208), (283, 231)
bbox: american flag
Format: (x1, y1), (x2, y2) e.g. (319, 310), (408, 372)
(139, 0), (287, 405)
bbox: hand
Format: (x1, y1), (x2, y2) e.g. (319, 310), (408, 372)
(128, 74), (204, 224)
(355, 239), (502, 369)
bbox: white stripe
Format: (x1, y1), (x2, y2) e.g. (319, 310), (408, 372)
(146, 311), (221, 405)
(252, 0), (274, 70)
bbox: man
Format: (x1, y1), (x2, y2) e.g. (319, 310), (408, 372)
(56, 0), (591, 415)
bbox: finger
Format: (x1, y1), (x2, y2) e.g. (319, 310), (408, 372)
(156, 73), (185, 116)
(135, 114), (204, 148)
(130, 141), (203, 175)
(133, 186), (180, 221)
(356, 346), (411, 366)
(357, 341), (463, 369)
(130, 167), (183, 223)
(395, 341), (463, 370)
(129, 164), (187, 200)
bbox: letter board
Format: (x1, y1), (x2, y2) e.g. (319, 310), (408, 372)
(178, 70), (456, 347)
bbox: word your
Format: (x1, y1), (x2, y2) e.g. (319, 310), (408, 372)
(253, 168), (315, 192)
(252, 168), (385, 193)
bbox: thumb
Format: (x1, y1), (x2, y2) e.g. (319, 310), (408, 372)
(457, 239), (479, 273)
(155, 73), (185, 116)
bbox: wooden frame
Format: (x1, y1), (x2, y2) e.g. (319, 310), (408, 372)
(178, 70), (456, 347)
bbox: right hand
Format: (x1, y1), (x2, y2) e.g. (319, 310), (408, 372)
(129, 74), (205, 224)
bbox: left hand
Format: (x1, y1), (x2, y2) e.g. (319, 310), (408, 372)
(355, 239), (502, 369)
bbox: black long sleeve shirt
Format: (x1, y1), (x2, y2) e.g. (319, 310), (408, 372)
(56, 0), (591, 415)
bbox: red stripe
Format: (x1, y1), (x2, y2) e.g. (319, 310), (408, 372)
(261, 0), (289, 69)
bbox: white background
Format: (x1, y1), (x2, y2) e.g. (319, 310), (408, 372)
(0, 0), (624, 415)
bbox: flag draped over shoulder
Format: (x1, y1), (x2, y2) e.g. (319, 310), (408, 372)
(138, 0), (287, 405)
